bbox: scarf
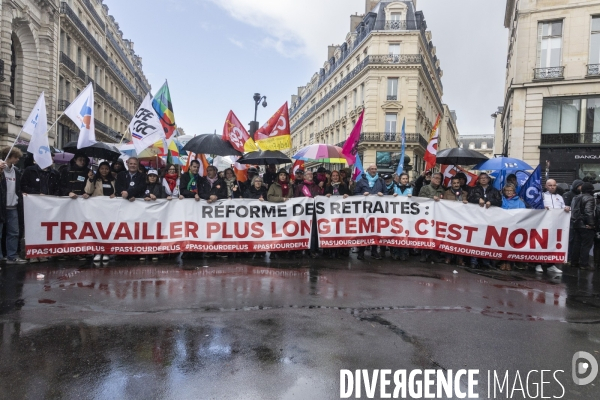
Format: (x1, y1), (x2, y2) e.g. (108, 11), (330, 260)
(302, 180), (314, 198)
(207, 175), (218, 186)
(366, 173), (379, 188)
(186, 172), (198, 193)
(279, 179), (289, 197)
(164, 173), (178, 193)
(224, 177), (236, 197)
(386, 182), (394, 191)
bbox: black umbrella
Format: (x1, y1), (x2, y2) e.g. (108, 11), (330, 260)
(63, 141), (121, 161)
(16, 144), (62, 154)
(237, 150), (291, 165)
(435, 148), (488, 166)
(182, 133), (243, 157)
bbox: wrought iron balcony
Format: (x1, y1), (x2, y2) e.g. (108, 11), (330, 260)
(59, 52), (76, 73)
(387, 95), (397, 101)
(587, 64), (600, 77)
(359, 132), (429, 148)
(95, 119), (108, 134)
(96, 83), (106, 99)
(369, 54), (421, 64)
(82, 0), (105, 31)
(107, 30), (136, 76)
(108, 58), (139, 98)
(105, 92), (133, 121)
(541, 133), (600, 145)
(0, 59), (4, 82)
(533, 66), (564, 80)
(384, 20), (423, 30)
(60, 2), (108, 61)
(77, 66), (86, 82)
(58, 99), (71, 111)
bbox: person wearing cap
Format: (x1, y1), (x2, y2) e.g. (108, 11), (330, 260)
(382, 174), (397, 195)
(60, 150), (91, 198)
(570, 182), (596, 270)
(293, 169), (305, 186)
(198, 165), (227, 203)
(454, 172), (472, 194)
(143, 169), (166, 201)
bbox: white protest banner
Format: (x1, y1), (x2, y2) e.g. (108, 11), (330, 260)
(316, 196), (569, 263)
(24, 196), (313, 257)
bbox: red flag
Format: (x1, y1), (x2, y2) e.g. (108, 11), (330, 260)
(341, 110), (364, 165)
(424, 114), (441, 170)
(441, 165), (478, 187)
(222, 110), (258, 153)
(255, 102), (291, 151)
(233, 157), (249, 182)
(291, 159), (305, 175)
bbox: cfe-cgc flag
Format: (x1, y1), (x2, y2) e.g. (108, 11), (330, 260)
(254, 102), (291, 151)
(25, 93), (52, 169)
(130, 93), (166, 155)
(64, 82), (96, 148)
(519, 164), (544, 209)
(223, 110), (258, 153)
(423, 114), (441, 171)
(342, 110), (364, 165)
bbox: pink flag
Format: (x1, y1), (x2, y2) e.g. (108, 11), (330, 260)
(341, 110), (364, 165)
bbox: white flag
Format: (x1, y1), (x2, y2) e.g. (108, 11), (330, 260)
(129, 93), (165, 154)
(64, 82), (96, 148)
(26, 93), (52, 169)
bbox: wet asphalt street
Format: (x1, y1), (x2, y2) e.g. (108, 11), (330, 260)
(0, 253), (599, 400)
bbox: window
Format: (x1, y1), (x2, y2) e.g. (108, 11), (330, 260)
(385, 113), (397, 133)
(353, 89), (357, 108)
(66, 36), (71, 57)
(542, 98), (580, 134)
(389, 43), (400, 55)
(469, 142), (475, 149)
(538, 21), (562, 68)
(360, 84), (364, 104)
(387, 78), (398, 100)
(77, 47), (82, 67)
(65, 80), (71, 101)
(481, 142), (488, 149)
(391, 12), (402, 21)
(590, 17), (600, 65)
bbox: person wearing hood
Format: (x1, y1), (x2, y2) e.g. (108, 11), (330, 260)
(354, 164), (385, 260)
(198, 166), (227, 203)
(60, 151), (91, 198)
(563, 179), (583, 208)
(223, 168), (243, 199)
(570, 182), (596, 270)
(111, 160), (125, 179)
(143, 170), (166, 201)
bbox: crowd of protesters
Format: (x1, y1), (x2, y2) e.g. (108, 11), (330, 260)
(0, 146), (596, 272)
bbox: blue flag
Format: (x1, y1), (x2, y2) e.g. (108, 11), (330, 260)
(353, 153), (364, 182)
(519, 165), (544, 209)
(395, 118), (406, 176)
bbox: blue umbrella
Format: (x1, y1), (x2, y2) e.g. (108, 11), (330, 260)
(473, 157), (533, 171)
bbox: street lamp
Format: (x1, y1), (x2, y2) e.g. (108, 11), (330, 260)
(249, 93), (267, 140)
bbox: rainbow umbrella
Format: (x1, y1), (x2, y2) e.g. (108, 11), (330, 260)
(292, 144), (348, 164)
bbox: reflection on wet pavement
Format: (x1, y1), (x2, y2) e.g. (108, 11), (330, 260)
(1, 257), (599, 398)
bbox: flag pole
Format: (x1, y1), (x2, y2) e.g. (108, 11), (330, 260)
(3, 127), (25, 162)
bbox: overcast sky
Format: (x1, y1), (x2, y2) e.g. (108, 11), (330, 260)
(105, 0), (508, 137)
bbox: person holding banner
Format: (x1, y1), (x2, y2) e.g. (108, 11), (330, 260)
(115, 157), (146, 202)
(267, 169), (294, 259)
(180, 160), (200, 200)
(419, 173), (445, 263)
(535, 179), (569, 274)
(382, 174), (397, 195)
(223, 168), (243, 199)
(438, 177), (469, 266)
(455, 173), (472, 195)
(468, 173), (502, 269)
(243, 176), (268, 200)
(21, 155), (60, 197)
(162, 164), (183, 200)
(392, 173), (413, 197)
(60, 151), (91, 198)
(0, 147), (25, 265)
(143, 170), (166, 201)
(414, 170), (432, 197)
(83, 161), (115, 199)
(198, 166), (227, 203)
(354, 164), (385, 260)
(111, 160), (125, 179)
(294, 170), (322, 259)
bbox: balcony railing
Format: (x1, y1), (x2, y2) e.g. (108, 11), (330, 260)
(533, 66), (564, 80)
(384, 20), (423, 30)
(77, 66), (86, 81)
(60, 2), (108, 61)
(541, 133), (600, 145)
(96, 83), (106, 99)
(58, 99), (71, 111)
(82, 0), (105, 31)
(587, 64), (600, 77)
(360, 132), (427, 146)
(105, 92), (133, 121)
(135, 71), (150, 94)
(108, 58), (139, 98)
(107, 30), (137, 76)
(387, 95), (397, 101)
(59, 52), (76, 74)
(0, 59), (5, 82)
(369, 54), (422, 64)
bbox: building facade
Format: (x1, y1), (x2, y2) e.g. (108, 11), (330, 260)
(288, 0), (458, 177)
(502, 0), (600, 183)
(0, 0), (151, 148)
(458, 134), (495, 160)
